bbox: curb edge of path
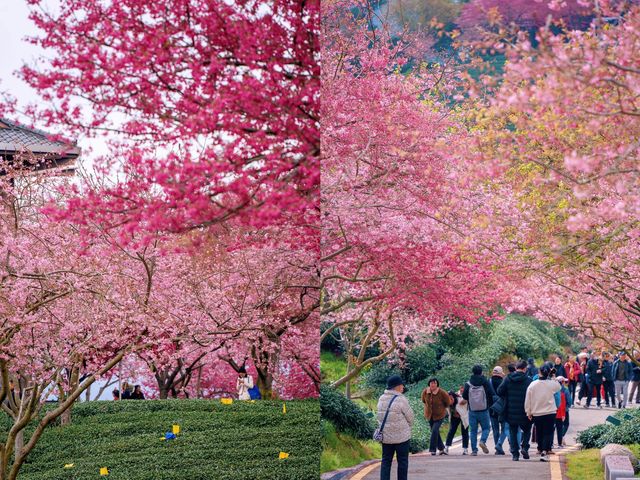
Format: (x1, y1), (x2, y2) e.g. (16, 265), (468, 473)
(321, 435), (464, 480)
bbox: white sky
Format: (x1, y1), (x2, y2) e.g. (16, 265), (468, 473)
(0, 1), (106, 168)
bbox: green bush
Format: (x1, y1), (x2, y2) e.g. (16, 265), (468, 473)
(404, 344), (439, 384)
(361, 361), (401, 391)
(320, 385), (374, 440)
(577, 423), (612, 449)
(18, 399), (320, 480)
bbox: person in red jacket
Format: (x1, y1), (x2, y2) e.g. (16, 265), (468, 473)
(564, 356), (581, 405)
(554, 377), (571, 448)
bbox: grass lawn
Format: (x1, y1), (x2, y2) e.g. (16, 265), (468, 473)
(18, 399), (320, 480)
(566, 445), (640, 480)
(321, 421), (381, 473)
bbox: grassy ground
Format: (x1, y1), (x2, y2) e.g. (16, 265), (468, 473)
(566, 445), (640, 480)
(321, 421), (381, 473)
(18, 399), (320, 480)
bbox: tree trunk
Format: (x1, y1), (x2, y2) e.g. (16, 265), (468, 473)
(256, 368), (274, 400)
(60, 408), (71, 426)
(158, 386), (169, 400)
(13, 431), (23, 464)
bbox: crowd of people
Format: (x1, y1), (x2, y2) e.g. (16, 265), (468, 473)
(112, 382), (146, 400)
(376, 348), (640, 480)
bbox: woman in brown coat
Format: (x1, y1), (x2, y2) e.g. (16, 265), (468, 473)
(421, 377), (452, 455)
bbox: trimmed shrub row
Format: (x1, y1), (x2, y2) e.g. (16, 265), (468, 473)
(18, 399), (320, 480)
(319, 385), (375, 440)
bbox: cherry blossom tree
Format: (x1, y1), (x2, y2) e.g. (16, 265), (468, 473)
(22, 0), (319, 245)
(321, 0), (512, 391)
(456, 2), (640, 355)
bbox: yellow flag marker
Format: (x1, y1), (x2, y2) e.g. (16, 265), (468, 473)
(250, 400), (256, 403)
(221, 397), (233, 405)
(63, 464), (74, 469)
(279, 452), (290, 460)
(282, 403), (287, 414)
(100, 467), (109, 476)
(172, 424), (180, 435)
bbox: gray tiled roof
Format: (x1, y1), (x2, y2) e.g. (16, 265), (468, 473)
(0, 119), (80, 156)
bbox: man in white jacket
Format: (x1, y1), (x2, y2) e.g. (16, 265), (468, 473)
(525, 362), (561, 462)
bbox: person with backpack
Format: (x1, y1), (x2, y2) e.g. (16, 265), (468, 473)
(489, 366), (508, 455)
(612, 352), (633, 408)
(421, 377), (452, 455)
(497, 360), (532, 461)
(462, 365), (496, 456)
(445, 386), (469, 455)
(526, 358), (538, 379)
(377, 375), (414, 480)
(525, 362), (561, 462)
(553, 377), (571, 448)
(236, 366), (254, 400)
(585, 352), (604, 408)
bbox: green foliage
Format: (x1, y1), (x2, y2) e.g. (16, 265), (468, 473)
(320, 385), (375, 440)
(320, 420), (381, 473)
(361, 361), (402, 391)
(320, 351), (348, 385)
(565, 448), (604, 480)
(19, 399), (320, 480)
(404, 344), (439, 384)
(577, 409), (640, 448)
(577, 423), (612, 449)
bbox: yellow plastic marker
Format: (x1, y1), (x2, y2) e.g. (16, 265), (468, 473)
(221, 398), (233, 405)
(63, 464), (74, 469)
(172, 424), (180, 435)
(279, 452), (289, 460)
(250, 400), (256, 403)
(282, 403), (287, 414)
(100, 467), (109, 476)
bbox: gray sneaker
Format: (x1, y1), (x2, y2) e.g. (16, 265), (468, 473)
(471, 450), (478, 456)
(479, 441), (489, 454)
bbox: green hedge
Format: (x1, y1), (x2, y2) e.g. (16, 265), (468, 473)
(319, 385), (374, 440)
(18, 399), (320, 480)
(577, 409), (640, 449)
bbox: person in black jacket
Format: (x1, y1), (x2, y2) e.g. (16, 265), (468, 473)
(629, 356), (640, 404)
(585, 352), (604, 408)
(497, 359), (533, 462)
(463, 365), (496, 456)
(489, 366), (508, 455)
(526, 358), (538, 379)
(553, 356), (566, 379)
(601, 352), (615, 407)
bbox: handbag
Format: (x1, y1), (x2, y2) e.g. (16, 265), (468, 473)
(373, 395), (399, 442)
(490, 396), (506, 417)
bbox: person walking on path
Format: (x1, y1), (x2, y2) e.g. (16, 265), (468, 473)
(377, 375), (414, 480)
(489, 366), (508, 455)
(602, 352), (615, 407)
(576, 352), (589, 405)
(586, 352), (604, 408)
(553, 377), (571, 448)
(445, 386), (469, 455)
(421, 377), (452, 455)
(525, 362), (561, 462)
(629, 355), (640, 405)
(553, 357), (566, 379)
(463, 364), (496, 456)
(613, 352), (633, 408)
(497, 359), (533, 462)
(526, 358), (538, 379)
(564, 356), (581, 405)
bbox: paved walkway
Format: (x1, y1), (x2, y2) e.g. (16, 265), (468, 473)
(351, 403), (627, 480)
